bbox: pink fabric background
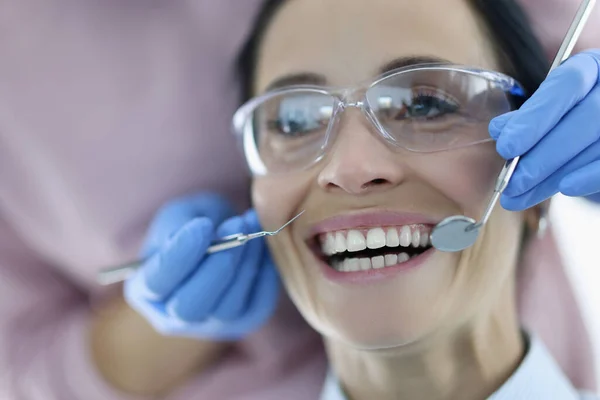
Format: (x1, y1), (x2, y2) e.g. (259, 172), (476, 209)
(0, 0), (596, 398)
(519, 0), (600, 58)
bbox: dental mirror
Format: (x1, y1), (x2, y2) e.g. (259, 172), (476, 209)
(430, 215), (478, 252)
(430, 0), (596, 252)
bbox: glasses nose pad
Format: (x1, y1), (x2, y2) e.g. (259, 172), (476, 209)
(358, 92), (399, 146)
(319, 100), (345, 156)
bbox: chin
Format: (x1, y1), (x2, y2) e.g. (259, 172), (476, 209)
(293, 269), (457, 350)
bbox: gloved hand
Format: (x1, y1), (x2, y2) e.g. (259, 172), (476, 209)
(489, 49), (600, 210)
(124, 193), (280, 340)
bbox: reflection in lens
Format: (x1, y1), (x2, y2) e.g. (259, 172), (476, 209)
(250, 91), (336, 172)
(372, 85), (460, 121)
(366, 69), (513, 152)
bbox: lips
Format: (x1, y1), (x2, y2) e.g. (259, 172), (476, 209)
(308, 211), (440, 236)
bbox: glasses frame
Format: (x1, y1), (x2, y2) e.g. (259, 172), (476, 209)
(232, 63), (526, 176)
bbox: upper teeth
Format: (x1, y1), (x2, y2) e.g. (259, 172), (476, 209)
(320, 226), (430, 256)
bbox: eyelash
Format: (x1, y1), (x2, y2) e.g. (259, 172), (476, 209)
(412, 86), (457, 103)
(397, 86), (461, 120)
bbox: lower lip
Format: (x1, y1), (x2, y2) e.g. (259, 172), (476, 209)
(317, 248), (435, 284)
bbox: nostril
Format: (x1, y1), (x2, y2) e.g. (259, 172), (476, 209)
(361, 178), (388, 189)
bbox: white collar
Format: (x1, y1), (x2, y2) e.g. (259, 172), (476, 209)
(320, 334), (595, 400)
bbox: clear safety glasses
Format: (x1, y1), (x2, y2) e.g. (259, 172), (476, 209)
(233, 64), (526, 176)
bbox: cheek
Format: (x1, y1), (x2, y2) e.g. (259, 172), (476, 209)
(421, 145), (522, 317)
(448, 206), (523, 324)
(417, 143), (503, 215)
(251, 173), (313, 228)
(252, 174), (320, 316)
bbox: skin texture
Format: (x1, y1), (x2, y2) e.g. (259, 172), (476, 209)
(251, 0), (533, 399)
(91, 296), (228, 396)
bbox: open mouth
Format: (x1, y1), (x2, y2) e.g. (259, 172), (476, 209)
(312, 225), (433, 272)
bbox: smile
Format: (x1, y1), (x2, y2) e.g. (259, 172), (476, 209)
(308, 212), (436, 274)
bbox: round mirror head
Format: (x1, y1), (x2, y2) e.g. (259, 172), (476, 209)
(430, 215), (479, 252)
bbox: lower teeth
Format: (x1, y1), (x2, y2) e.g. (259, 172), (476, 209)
(332, 252), (414, 272)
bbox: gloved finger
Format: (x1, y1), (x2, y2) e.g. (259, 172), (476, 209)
(140, 217), (214, 301)
(501, 137), (600, 210)
(142, 193), (235, 256)
(211, 236), (264, 321)
(124, 268), (155, 309)
(500, 185), (558, 211)
(488, 110), (518, 140)
(193, 262), (280, 341)
(242, 208), (263, 232)
(560, 159), (600, 197)
(495, 51), (600, 160)
(586, 192), (600, 203)
(503, 85), (600, 197)
(236, 256), (280, 329)
(165, 216), (246, 322)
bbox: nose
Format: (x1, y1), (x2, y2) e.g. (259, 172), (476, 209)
(317, 113), (407, 195)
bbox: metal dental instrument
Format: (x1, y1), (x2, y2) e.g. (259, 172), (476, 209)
(97, 210), (305, 285)
(430, 0), (596, 252)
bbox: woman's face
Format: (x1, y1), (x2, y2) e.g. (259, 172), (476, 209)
(252, 0), (524, 348)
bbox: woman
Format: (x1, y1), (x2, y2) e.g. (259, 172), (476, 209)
(0, 1), (594, 400)
(232, 0), (600, 398)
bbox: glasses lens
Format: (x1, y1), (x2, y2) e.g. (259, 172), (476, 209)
(248, 90), (336, 173)
(366, 69), (515, 152)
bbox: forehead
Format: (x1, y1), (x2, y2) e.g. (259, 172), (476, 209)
(256, 0), (499, 91)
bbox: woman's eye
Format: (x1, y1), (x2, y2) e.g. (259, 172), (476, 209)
(398, 94), (460, 120)
(266, 100), (333, 137)
(267, 116), (325, 137)
(372, 86), (461, 122)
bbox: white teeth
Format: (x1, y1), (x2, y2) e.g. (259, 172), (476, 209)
(342, 258), (359, 272)
(385, 254), (398, 266)
(359, 258), (372, 270)
(320, 225), (432, 259)
(412, 230), (421, 247)
(366, 228), (386, 249)
(332, 260), (343, 271)
(335, 232), (347, 253)
(334, 253), (414, 273)
(420, 232), (429, 247)
(346, 258), (360, 272)
(372, 255), (385, 269)
(347, 230), (367, 252)
(399, 226), (412, 247)
(324, 233), (336, 255)
(398, 252), (410, 263)
(386, 228), (400, 247)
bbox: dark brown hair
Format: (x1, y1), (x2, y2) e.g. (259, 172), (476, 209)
(237, 0), (550, 104)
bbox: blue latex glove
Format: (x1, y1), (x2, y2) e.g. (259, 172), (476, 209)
(489, 49), (600, 210)
(124, 193), (280, 340)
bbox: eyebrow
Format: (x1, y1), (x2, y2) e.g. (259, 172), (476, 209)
(378, 55), (452, 75)
(264, 55), (452, 91)
(265, 72), (327, 91)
